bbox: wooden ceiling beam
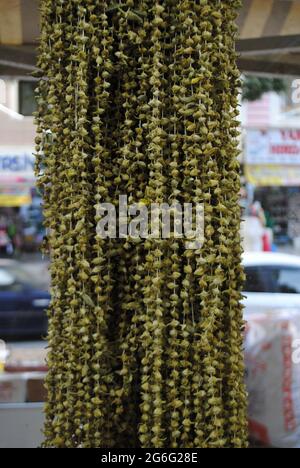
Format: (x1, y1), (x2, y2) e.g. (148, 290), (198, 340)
(0, 45), (36, 74)
(237, 34), (300, 55)
(238, 57), (300, 77)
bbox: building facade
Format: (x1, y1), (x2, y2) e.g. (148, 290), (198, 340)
(0, 77), (36, 206)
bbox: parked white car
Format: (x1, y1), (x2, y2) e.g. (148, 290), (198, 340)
(243, 252), (300, 313)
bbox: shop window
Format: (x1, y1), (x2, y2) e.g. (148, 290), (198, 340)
(18, 81), (37, 116)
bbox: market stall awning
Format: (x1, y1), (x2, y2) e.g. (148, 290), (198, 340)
(237, 0), (300, 76)
(1, 0), (300, 77)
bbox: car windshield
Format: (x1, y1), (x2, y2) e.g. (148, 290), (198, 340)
(270, 267), (300, 294)
(245, 265), (300, 294)
(244, 267), (266, 293)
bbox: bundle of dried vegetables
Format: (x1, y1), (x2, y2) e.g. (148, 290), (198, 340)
(36, 0), (248, 448)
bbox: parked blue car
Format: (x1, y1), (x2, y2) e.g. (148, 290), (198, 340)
(0, 260), (49, 339)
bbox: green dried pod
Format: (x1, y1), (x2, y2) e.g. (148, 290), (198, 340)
(37, 0), (247, 450)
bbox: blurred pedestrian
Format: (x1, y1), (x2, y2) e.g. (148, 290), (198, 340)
(241, 201), (266, 252)
(0, 216), (13, 256)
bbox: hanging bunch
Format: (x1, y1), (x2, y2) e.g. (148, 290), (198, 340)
(36, 0), (248, 448)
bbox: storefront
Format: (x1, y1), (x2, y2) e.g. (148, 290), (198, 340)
(0, 86), (44, 252)
(244, 128), (300, 245)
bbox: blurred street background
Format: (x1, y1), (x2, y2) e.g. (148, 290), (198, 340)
(2, 0), (300, 448)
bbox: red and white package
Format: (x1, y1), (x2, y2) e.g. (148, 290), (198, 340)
(245, 309), (300, 448)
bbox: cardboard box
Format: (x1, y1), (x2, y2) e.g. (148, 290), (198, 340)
(26, 374), (47, 403)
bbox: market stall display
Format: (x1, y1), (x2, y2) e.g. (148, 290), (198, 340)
(36, 0), (247, 449)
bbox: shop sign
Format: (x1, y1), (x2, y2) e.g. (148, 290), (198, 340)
(0, 152), (35, 183)
(0, 185), (32, 207)
(245, 165), (300, 187)
(0, 151), (34, 206)
(245, 129), (300, 165)
(245, 129), (300, 186)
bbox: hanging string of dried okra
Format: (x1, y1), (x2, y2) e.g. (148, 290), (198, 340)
(37, 0), (248, 448)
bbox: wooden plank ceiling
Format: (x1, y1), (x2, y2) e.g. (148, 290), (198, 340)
(0, 0), (38, 75)
(237, 0), (300, 76)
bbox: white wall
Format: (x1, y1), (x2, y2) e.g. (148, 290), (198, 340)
(0, 78), (35, 149)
